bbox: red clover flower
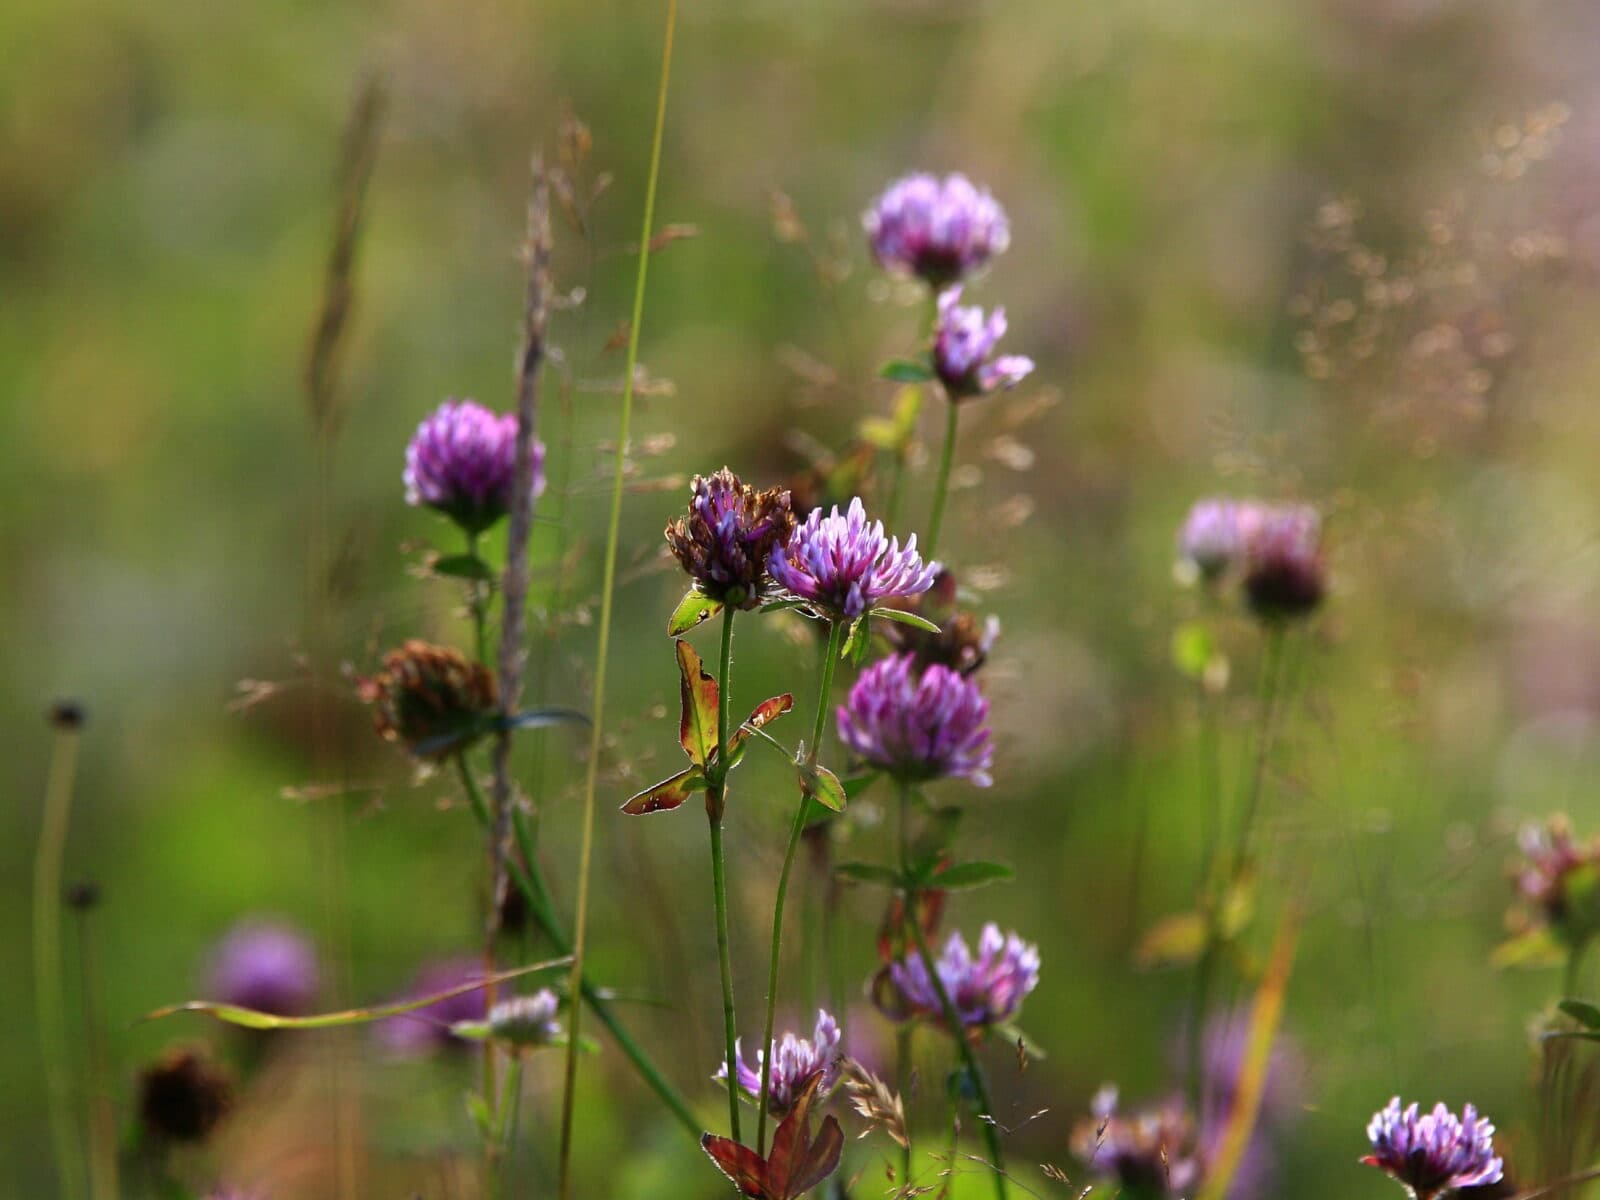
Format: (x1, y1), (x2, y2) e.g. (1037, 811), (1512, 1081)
(931, 287), (1035, 400)
(836, 653), (993, 786)
(665, 468), (795, 608)
(716, 1009), (842, 1117)
(404, 398), (544, 535)
(767, 497), (938, 620)
(864, 173), (1010, 287)
(204, 919), (320, 1018)
(1362, 1098), (1503, 1200)
(883, 924), (1038, 1032)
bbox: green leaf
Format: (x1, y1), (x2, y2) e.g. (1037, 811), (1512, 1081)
(141, 957), (571, 1029)
(879, 358), (935, 384)
(834, 862), (902, 887)
(676, 639), (719, 767)
(869, 607), (940, 634)
(1490, 926), (1568, 970)
(842, 615), (871, 665)
(799, 762), (848, 813)
(1170, 621), (1215, 680)
(1561, 999), (1600, 1030)
(433, 554), (495, 582)
(620, 766), (707, 816)
(668, 589), (724, 636)
(930, 861), (1015, 891)
(1135, 911), (1209, 969)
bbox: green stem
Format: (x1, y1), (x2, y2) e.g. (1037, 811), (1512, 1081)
(1232, 624), (1288, 875)
(896, 779), (915, 1188)
(454, 756), (699, 1139)
(708, 606), (742, 1141)
(905, 910), (1007, 1200)
(467, 530), (489, 666)
(558, 2), (679, 1193)
(756, 618), (844, 1153)
(34, 722), (84, 1200)
(1565, 938), (1590, 1001)
(924, 398), (960, 561)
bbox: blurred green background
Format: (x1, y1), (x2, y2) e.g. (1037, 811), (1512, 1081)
(10, 0), (1600, 1194)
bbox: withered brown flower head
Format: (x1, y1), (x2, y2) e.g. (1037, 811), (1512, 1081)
(138, 1045), (234, 1144)
(359, 640), (498, 760)
(880, 569), (998, 676)
(665, 468), (794, 609)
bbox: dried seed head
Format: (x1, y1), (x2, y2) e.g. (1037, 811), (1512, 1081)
(138, 1045), (234, 1144)
(358, 640), (498, 760)
(879, 569), (999, 676)
(664, 468), (795, 608)
(47, 700), (86, 730)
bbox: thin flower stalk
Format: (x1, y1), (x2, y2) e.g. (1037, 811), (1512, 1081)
(34, 712), (84, 1200)
(756, 617), (846, 1153)
(709, 604), (742, 1142)
(558, 3), (678, 1189)
(924, 399), (960, 562)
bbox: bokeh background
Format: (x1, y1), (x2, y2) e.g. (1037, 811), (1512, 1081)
(10, 0), (1600, 1194)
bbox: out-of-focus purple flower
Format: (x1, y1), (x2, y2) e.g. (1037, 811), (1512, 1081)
(1177, 498), (1263, 585)
(1362, 1098), (1503, 1200)
(378, 957), (489, 1056)
(665, 468), (795, 608)
(767, 497), (938, 620)
(204, 919), (320, 1018)
(1242, 504), (1325, 621)
(716, 1009), (842, 1117)
(481, 989), (563, 1047)
(404, 399), (544, 535)
(864, 173), (1010, 286)
(931, 287), (1034, 400)
(1071, 1085), (1204, 1197)
(884, 924), (1038, 1032)
(836, 653), (993, 786)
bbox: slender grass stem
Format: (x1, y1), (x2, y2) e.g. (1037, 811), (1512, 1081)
(455, 755), (700, 1136)
(924, 398), (960, 561)
(895, 776), (916, 1188)
(756, 618), (844, 1153)
(1232, 624), (1288, 874)
(708, 605), (742, 1141)
(35, 719), (84, 1200)
(904, 900), (1006, 1200)
(73, 900), (118, 1200)
(557, 3), (679, 1189)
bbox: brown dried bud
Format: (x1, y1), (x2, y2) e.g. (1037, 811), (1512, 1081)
(880, 569), (998, 676)
(664, 468), (794, 609)
(47, 700), (86, 730)
(138, 1045), (233, 1144)
(359, 640), (498, 760)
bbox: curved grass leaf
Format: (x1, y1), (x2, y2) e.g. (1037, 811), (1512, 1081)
(140, 956), (572, 1030)
(868, 607), (940, 634)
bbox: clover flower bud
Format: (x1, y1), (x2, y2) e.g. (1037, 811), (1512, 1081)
(665, 468), (794, 608)
(931, 287), (1035, 401)
(767, 498), (938, 621)
(836, 653), (993, 786)
(483, 989), (563, 1047)
(404, 399), (544, 535)
(1362, 1098), (1503, 1200)
(358, 640), (498, 761)
(864, 173), (1010, 286)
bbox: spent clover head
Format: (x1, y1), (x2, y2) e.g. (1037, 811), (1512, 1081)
(883, 923), (1038, 1033)
(836, 653), (993, 785)
(404, 398), (544, 535)
(767, 497), (938, 620)
(665, 468), (795, 609)
(1071, 1085), (1205, 1197)
(1242, 503), (1326, 622)
(358, 640), (498, 761)
(716, 1010), (842, 1117)
(931, 287), (1035, 401)
(864, 172), (1010, 287)
(1362, 1098), (1503, 1200)
(204, 919), (319, 1018)
(878, 569), (999, 676)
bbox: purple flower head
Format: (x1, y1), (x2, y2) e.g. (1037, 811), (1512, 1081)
(1177, 498), (1264, 585)
(665, 468), (795, 608)
(1242, 503), (1325, 621)
(204, 919), (320, 1018)
(767, 497), (938, 620)
(931, 287), (1035, 401)
(1071, 1085), (1204, 1197)
(377, 957), (489, 1056)
(404, 399), (545, 535)
(836, 653), (993, 786)
(716, 1009), (842, 1117)
(885, 924), (1038, 1033)
(864, 173), (1010, 286)
(1363, 1098), (1503, 1200)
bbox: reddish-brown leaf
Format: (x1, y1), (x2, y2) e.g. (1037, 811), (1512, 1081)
(701, 1132), (769, 1198)
(788, 1115), (843, 1197)
(620, 766), (705, 815)
(766, 1070), (825, 1199)
(722, 693), (794, 761)
(677, 639), (720, 767)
